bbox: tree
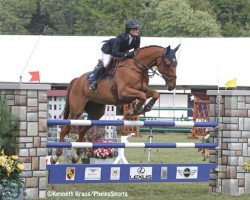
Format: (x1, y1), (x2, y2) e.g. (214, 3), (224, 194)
(0, 98), (19, 151)
(74, 0), (144, 35)
(0, 0), (35, 34)
(207, 0), (250, 36)
(140, 0), (221, 37)
(26, 0), (51, 34)
(38, 0), (79, 35)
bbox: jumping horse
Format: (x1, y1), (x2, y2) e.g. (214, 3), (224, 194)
(51, 44), (180, 164)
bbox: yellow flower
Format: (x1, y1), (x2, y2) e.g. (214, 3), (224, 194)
(11, 155), (19, 160)
(17, 163), (24, 171)
(6, 166), (12, 173)
(0, 156), (7, 165)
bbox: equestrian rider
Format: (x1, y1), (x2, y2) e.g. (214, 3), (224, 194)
(90, 19), (141, 91)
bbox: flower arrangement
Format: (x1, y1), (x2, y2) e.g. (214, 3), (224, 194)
(0, 149), (27, 199)
(84, 140), (114, 159)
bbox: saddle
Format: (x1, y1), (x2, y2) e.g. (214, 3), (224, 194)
(87, 58), (125, 84)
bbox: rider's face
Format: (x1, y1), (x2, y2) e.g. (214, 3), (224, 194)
(129, 28), (139, 36)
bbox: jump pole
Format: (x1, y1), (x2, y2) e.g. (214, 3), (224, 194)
(47, 142), (218, 149)
(47, 119), (217, 127)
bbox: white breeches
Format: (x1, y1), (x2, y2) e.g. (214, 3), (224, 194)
(102, 52), (112, 68)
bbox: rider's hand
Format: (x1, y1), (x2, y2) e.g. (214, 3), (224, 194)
(124, 52), (134, 58)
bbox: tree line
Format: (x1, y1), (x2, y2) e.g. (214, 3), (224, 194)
(0, 0), (249, 37)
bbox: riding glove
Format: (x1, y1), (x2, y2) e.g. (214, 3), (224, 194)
(124, 52), (134, 58)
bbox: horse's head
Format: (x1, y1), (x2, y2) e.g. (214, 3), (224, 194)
(157, 44), (180, 91)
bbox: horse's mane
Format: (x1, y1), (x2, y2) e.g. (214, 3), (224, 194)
(134, 45), (164, 56)
(138, 45), (164, 51)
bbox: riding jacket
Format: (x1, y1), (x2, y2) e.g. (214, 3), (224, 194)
(101, 32), (140, 58)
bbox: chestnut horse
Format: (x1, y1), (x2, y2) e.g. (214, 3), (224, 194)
(51, 44), (180, 164)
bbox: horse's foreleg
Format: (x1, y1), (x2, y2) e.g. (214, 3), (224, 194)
(119, 87), (147, 118)
(138, 89), (160, 115)
(71, 102), (106, 163)
(70, 126), (92, 163)
(50, 125), (70, 164)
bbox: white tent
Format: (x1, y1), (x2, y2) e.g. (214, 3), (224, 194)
(0, 35), (249, 87)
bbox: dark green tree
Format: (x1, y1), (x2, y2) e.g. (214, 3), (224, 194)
(0, 0), (36, 34)
(74, 0), (144, 35)
(26, 0), (50, 34)
(207, 0), (250, 36)
(140, 0), (221, 37)
(39, 0), (79, 35)
(0, 98), (19, 152)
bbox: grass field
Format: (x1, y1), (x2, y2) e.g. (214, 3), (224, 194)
(47, 133), (249, 200)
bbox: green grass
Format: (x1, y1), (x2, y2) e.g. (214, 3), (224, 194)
(47, 133), (249, 200)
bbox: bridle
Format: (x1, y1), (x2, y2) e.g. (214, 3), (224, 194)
(131, 51), (177, 83)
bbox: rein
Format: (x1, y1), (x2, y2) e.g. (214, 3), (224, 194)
(132, 54), (177, 82)
(132, 56), (156, 78)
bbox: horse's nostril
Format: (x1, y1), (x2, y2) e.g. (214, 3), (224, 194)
(167, 84), (175, 91)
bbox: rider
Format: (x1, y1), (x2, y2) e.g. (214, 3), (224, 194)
(90, 19), (141, 91)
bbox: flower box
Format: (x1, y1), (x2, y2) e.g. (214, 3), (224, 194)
(84, 140), (114, 160)
(90, 157), (114, 164)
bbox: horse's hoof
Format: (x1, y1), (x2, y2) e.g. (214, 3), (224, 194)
(70, 155), (79, 164)
(50, 156), (58, 164)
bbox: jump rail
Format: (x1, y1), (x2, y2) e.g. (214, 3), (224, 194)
(47, 119), (218, 128)
(47, 142), (218, 149)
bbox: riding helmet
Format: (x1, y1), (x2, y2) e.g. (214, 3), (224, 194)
(125, 19), (141, 31)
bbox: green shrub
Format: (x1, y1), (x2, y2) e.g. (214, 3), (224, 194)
(0, 97), (20, 153)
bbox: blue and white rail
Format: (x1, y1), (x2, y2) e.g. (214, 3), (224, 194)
(47, 141), (217, 149)
(47, 119), (217, 127)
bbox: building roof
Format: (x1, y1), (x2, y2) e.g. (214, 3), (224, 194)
(0, 35), (249, 88)
(47, 90), (67, 97)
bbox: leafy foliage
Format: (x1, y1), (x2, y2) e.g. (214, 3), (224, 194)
(0, 0), (249, 36)
(207, 0), (250, 36)
(141, 0), (221, 37)
(0, 0), (36, 34)
(0, 98), (20, 150)
(0, 150), (27, 200)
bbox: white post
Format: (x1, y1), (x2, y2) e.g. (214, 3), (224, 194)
(113, 133), (135, 164)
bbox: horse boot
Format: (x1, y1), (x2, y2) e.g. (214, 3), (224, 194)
(90, 63), (106, 92)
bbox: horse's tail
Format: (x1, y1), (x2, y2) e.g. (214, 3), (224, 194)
(63, 78), (78, 119)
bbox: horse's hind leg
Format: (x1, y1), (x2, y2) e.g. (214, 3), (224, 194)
(71, 102), (106, 163)
(51, 113), (81, 164)
(50, 124), (71, 164)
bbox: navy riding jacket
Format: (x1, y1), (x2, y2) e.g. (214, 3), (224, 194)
(101, 32), (140, 58)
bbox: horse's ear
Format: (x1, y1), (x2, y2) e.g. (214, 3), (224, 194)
(165, 46), (171, 55)
(174, 44), (181, 53)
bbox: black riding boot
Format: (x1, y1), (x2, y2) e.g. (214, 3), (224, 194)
(90, 65), (106, 92)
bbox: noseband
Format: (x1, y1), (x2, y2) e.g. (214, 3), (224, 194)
(162, 63), (177, 84)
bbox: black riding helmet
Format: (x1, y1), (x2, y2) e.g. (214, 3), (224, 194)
(125, 19), (141, 32)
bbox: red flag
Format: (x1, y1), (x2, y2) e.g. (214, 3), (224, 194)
(29, 71), (40, 82)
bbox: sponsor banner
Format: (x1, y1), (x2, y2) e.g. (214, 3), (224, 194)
(110, 167), (120, 180)
(84, 167), (101, 180)
(176, 166), (198, 179)
(129, 167), (152, 180)
(66, 167), (75, 180)
(160, 167), (168, 179)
